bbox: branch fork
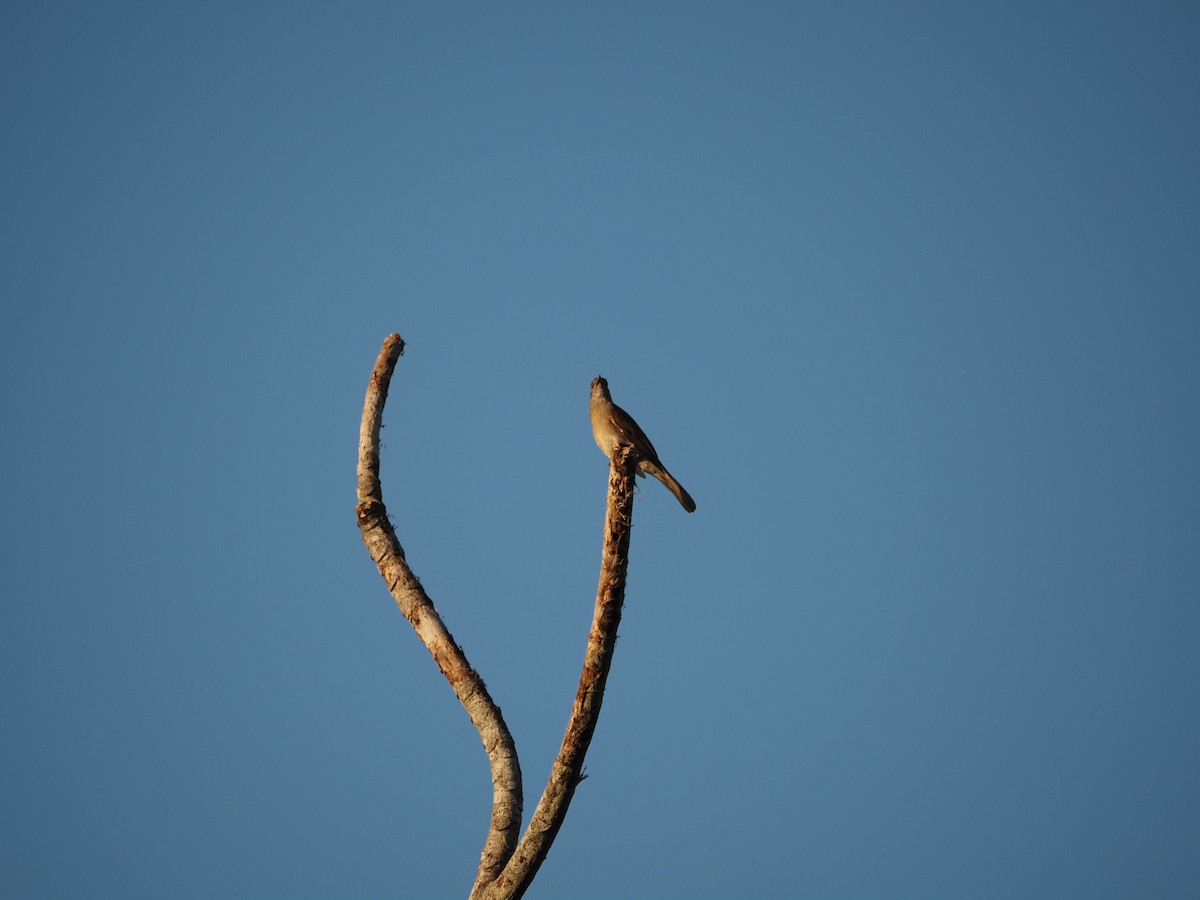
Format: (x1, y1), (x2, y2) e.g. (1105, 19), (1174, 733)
(355, 334), (638, 900)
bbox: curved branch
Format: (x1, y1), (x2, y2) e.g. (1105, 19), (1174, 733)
(473, 446), (639, 900)
(355, 334), (523, 888)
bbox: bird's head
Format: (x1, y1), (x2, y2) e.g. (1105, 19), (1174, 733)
(590, 376), (610, 402)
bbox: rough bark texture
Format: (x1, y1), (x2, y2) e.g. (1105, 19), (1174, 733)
(472, 445), (638, 900)
(354, 334), (523, 890)
(356, 334), (642, 900)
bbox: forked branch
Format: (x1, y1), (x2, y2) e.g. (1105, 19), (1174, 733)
(356, 334), (639, 900)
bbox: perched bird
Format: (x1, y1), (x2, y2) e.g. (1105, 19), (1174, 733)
(590, 375), (696, 513)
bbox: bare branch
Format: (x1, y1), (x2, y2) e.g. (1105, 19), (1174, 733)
(356, 335), (646, 899)
(472, 446), (639, 900)
(354, 334), (523, 888)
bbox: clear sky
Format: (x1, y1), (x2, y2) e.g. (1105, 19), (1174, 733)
(3, 2), (1199, 898)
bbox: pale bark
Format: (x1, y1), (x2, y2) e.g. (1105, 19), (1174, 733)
(356, 334), (640, 900)
(355, 334), (522, 888)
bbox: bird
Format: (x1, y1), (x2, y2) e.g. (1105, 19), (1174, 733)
(590, 375), (696, 513)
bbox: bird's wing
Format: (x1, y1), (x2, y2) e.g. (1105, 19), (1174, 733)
(609, 403), (661, 465)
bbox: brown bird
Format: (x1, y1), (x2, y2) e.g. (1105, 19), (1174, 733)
(590, 376), (696, 512)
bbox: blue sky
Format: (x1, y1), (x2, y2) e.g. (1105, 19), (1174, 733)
(3, 2), (1198, 897)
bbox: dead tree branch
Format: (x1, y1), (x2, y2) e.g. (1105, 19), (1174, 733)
(356, 334), (640, 899)
(472, 445), (638, 900)
(355, 334), (522, 888)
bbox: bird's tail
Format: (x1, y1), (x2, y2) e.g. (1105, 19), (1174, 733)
(644, 461), (696, 513)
